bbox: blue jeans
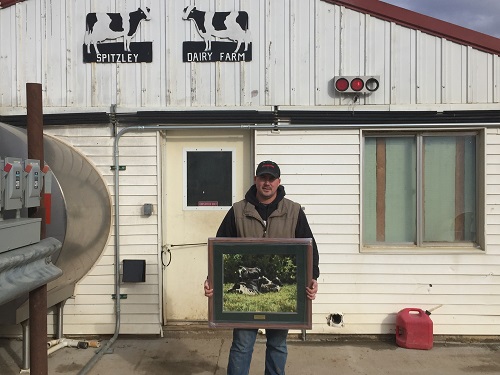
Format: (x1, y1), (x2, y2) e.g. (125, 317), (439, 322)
(227, 328), (288, 375)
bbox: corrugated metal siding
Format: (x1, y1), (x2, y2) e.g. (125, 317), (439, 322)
(256, 129), (500, 335)
(1, 0), (499, 112)
(43, 127), (162, 335)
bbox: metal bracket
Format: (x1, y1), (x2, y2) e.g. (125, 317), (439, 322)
(111, 294), (128, 299)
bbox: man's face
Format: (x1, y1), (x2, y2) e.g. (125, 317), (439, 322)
(254, 174), (281, 203)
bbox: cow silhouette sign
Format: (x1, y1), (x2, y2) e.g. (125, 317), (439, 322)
(182, 6), (253, 62)
(83, 7), (152, 63)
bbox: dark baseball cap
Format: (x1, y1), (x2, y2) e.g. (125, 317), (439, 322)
(256, 160), (280, 178)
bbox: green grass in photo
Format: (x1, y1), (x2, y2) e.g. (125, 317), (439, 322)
(223, 284), (297, 313)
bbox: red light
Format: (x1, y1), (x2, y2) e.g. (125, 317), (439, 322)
(350, 78), (364, 91)
(334, 76), (380, 93)
(335, 78), (349, 92)
(4, 163), (12, 172)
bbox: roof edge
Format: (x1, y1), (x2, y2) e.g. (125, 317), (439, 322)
(0, 0), (26, 9)
(323, 0), (500, 56)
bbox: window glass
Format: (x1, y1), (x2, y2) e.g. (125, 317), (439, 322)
(186, 150), (233, 207)
(364, 137), (416, 244)
(363, 132), (477, 247)
(423, 136), (476, 243)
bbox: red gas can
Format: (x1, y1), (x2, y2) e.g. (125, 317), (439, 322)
(396, 308), (433, 350)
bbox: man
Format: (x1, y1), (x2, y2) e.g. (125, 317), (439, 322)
(204, 160), (320, 375)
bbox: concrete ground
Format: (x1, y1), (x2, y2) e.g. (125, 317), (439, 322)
(1, 327), (499, 374)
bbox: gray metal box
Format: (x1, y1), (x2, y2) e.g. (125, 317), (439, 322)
(3, 157), (23, 211)
(0, 218), (41, 253)
(24, 159), (42, 208)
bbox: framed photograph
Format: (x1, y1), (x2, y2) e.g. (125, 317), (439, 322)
(208, 237), (313, 329)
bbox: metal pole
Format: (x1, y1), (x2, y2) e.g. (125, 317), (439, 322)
(26, 82), (48, 375)
(56, 301), (66, 339)
(21, 320), (29, 371)
(26, 82), (46, 237)
(29, 285), (48, 375)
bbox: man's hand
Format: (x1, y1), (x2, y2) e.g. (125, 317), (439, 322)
(204, 279), (213, 298)
(306, 279), (318, 300)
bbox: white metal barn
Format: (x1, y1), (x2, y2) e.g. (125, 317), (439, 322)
(0, 0), (499, 338)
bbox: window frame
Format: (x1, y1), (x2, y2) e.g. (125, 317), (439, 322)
(183, 147), (236, 211)
(361, 129), (485, 252)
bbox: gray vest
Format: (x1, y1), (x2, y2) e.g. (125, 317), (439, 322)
(232, 198), (301, 238)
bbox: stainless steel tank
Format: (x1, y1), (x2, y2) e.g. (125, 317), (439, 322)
(0, 123), (112, 324)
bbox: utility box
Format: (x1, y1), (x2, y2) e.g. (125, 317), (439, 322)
(122, 259), (146, 282)
(3, 157), (24, 211)
(23, 159), (42, 208)
(0, 217), (41, 254)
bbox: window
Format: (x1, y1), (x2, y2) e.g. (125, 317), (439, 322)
(363, 131), (483, 248)
(184, 149), (235, 210)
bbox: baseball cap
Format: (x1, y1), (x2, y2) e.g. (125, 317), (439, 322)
(256, 160), (280, 178)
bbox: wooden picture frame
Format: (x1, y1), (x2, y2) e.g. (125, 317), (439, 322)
(208, 237), (312, 329)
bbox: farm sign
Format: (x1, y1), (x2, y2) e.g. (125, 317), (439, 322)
(182, 6), (252, 62)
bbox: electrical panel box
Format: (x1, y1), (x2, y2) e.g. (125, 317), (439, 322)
(24, 159), (42, 208)
(3, 157), (23, 211)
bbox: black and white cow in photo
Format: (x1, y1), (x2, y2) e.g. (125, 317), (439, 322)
(238, 266), (261, 280)
(227, 280), (260, 295)
(182, 5), (251, 52)
(84, 7), (151, 54)
(227, 266), (283, 295)
(258, 276), (282, 293)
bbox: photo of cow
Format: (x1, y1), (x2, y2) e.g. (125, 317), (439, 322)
(208, 238), (312, 329)
(222, 254), (297, 313)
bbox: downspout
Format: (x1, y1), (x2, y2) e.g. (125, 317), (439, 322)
(47, 338), (100, 355)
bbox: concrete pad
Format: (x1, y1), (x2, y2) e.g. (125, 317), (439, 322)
(1, 329), (499, 374)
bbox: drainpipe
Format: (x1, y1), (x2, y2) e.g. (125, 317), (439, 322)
(21, 321), (29, 372)
(47, 338), (100, 355)
(56, 300), (66, 339)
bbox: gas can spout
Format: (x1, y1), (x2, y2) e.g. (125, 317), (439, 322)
(425, 304), (443, 315)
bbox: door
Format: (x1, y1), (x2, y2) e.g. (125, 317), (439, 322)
(162, 129), (252, 322)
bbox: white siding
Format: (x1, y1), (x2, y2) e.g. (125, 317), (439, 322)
(256, 129), (500, 335)
(1, 0), (499, 112)
(42, 126), (162, 335)
(486, 129), (500, 257)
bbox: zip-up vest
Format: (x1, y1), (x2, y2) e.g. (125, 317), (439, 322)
(233, 198), (301, 238)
